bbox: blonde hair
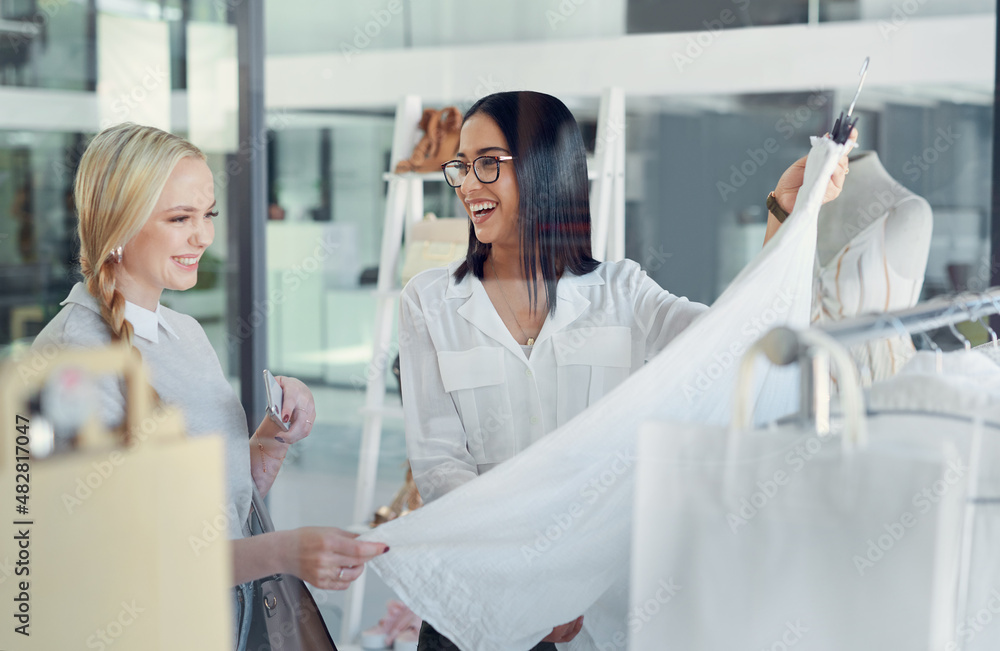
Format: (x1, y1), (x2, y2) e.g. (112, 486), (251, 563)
(75, 123), (205, 347)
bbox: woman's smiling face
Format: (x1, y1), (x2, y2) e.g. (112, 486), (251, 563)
(118, 156), (216, 307)
(454, 113), (519, 251)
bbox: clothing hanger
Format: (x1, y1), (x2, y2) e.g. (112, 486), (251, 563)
(970, 293), (999, 347)
(944, 302), (972, 351)
(916, 332), (944, 374)
(830, 56), (869, 145)
(984, 292), (1000, 348)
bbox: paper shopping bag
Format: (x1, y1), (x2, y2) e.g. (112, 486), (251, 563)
(0, 345), (231, 650)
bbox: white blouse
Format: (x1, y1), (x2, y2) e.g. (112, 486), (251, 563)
(399, 258), (708, 502)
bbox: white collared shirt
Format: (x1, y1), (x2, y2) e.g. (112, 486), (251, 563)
(122, 298), (180, 344)
(400, 259), (708, 502)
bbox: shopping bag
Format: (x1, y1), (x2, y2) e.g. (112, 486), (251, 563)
(0, 344), (231, 650)
(630, 329), (968, 650)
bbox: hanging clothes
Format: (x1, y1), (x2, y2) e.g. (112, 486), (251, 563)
(359, 135), (848, 651)
(865, 349), (1000, 651)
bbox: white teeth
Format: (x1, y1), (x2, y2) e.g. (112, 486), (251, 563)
(470, 201), (497, 213)
(173, 257), (198, 266)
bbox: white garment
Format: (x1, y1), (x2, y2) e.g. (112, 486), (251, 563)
(812, 201), (926, 384)
(400, 258), (708, 502)
(363, 136), (847, 650)
(122, 299), (179, 343)
(865, 351), (1000, 651)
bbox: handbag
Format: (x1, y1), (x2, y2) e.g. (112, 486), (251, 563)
(399, 213), (468, 286)
(244, 486), (339, 651)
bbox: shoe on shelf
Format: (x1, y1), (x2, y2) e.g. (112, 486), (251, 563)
(394, 108), (440, 173)
(372, 463), (423, 527)
(412, 106), (461, 173)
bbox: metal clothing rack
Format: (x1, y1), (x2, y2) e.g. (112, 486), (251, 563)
(751, 288), (1000, 435)
(816, 287), (1000, 347)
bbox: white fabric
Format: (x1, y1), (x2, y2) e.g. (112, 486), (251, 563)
(973, 340), (1000, 369)
(362, 136), (847, 650)
(631, 415), (968, 650)
(866, 351), (1000, 651)
(399, 257), (708, 502)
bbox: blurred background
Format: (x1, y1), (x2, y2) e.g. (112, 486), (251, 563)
(0, 0), (994, 643)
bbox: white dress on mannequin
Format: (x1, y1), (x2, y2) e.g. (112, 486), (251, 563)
(812, 151), (932, 385)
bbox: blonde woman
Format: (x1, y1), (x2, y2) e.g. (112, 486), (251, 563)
(32, 123), (387, 650)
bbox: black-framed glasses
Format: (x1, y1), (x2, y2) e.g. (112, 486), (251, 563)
(441, 155), (514, 188)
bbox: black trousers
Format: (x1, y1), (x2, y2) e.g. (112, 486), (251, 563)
(418, 622), (557, 651)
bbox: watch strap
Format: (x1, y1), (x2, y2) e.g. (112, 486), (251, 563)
(767, 192), (790, 224)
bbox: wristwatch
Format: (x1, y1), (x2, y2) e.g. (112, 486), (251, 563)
(767, 192), (790, 224)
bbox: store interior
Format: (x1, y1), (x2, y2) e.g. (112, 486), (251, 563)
(0, 0), (997, 648)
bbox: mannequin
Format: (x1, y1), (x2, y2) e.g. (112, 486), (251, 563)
(813, 150), (933, 384)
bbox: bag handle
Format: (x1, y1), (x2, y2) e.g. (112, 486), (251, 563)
(0, 343), (171, 465)
(730, 327), (868, 451)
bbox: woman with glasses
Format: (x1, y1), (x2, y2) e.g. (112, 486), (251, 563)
(400, 91), (853, 649)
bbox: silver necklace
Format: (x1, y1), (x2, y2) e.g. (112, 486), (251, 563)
(490, 258), (535, 346)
